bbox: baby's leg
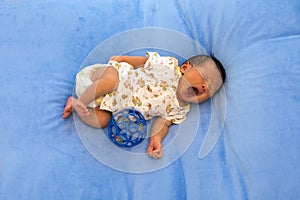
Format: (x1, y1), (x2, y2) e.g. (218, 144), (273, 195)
(90, 67), (107, 82)
(62, 96), (73, 118)
(62, 96), (111, 128)
(79, 66), (119, 106)
(72, 98), (90, 116)
(62, 96), (89, 118)
(77, 107), (112, 128)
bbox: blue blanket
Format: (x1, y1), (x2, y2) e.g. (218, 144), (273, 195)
(1, 0), (299, 199)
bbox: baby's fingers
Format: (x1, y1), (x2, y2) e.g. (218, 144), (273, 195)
(147, 147), (160, 159)
(147, 146), (153, 155)
(152, 149), (163, 159)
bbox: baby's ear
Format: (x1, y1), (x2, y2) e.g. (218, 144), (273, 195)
(180, 65), (186, 74)
(180, 62), (191, 74)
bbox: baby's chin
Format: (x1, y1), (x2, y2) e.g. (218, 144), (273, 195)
(183, 93), (211, 104)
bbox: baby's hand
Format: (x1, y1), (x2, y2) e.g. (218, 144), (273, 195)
(147, 138), (163, 159)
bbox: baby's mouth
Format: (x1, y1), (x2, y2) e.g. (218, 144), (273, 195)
(187, 86), (200, 96)
(186, 85), (207, 97)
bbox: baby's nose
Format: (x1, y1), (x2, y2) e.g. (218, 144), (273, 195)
(199, 84), (206, 93)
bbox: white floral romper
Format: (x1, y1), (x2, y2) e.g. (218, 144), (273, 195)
(100, 52), (190, 124)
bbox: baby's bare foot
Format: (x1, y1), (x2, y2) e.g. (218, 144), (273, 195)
(73, 99), (90, 116)
(62, 96), (74, 118)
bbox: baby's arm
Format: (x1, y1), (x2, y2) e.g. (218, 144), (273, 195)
(147, 117), (172, 159)
(110, 55), (148, 68)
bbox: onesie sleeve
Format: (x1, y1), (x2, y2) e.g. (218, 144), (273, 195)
(165, 104), (190, 124)
(108, 60), (131, 69)
(144, 52), (179, 71)
(144, 52), (160, 69)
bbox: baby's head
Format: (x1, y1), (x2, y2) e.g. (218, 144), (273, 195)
(177, 55), (226, 104)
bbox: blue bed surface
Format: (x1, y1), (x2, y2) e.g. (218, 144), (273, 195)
(0, 0), (299, 199)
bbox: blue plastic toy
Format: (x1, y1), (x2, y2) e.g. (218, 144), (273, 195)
(107, 108), (147, 148)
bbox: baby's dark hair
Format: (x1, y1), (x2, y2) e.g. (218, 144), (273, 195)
(185, 55), (226, 83)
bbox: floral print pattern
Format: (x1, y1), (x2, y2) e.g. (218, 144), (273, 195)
(100, 52), (190, 124)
